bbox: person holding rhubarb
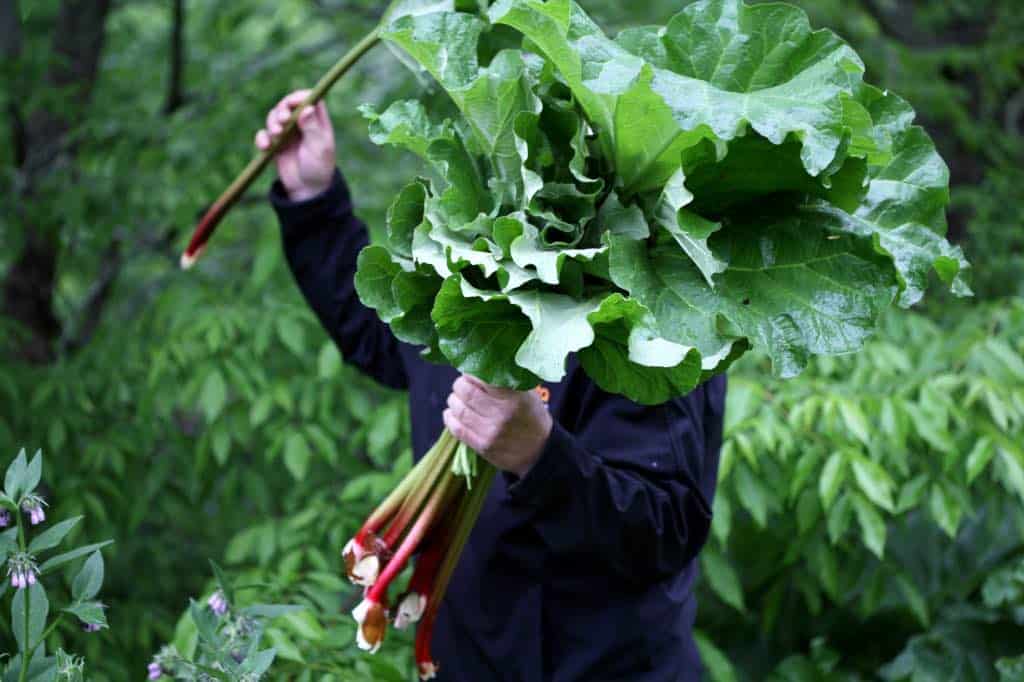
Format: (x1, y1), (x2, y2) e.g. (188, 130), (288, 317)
(258, 91), (727, 682)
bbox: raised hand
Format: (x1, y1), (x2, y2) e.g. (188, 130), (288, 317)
(255, 90), (336, 201)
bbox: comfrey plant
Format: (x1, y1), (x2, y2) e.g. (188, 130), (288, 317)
(146, 562), (301, 681)
(0, 448), (112, 681)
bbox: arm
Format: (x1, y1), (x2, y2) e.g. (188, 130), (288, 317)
(258, 91), (408, 390)
(444, 375), (723, 585)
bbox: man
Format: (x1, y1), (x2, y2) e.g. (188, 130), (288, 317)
(257, 91), (727, 682)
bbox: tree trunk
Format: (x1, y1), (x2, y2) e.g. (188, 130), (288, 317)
(1, 0), (112, 363)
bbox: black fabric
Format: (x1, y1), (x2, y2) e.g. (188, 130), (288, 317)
(273, 171), (727, 682)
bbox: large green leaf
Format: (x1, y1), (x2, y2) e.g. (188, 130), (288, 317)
(384, 12), (542, 208)
(578, 294), (703, 405)
(491, 0), (871, 193)
(506, 290), (604, 381)
(613, 209), (898, 378)
(431, 277), (539, 388)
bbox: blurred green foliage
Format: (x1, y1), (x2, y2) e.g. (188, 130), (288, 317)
(0, 0), (1021, 679)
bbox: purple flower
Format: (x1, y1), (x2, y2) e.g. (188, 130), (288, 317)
(21, 497), (46, 526)
(207, 590), (228, 616)
(147, 662), (163, 680)
(0, 510), (10, 528)
(7, 563), (37, 591)
(82, 622), (102, 633)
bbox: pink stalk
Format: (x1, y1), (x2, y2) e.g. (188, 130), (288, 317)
(348, 429), (454, 562)
(415, 462), (496, 680)
(394, 520), (450, 630)
(346, 432), (458, 587)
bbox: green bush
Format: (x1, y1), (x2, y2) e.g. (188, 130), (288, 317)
(700, 299), (1024, 680)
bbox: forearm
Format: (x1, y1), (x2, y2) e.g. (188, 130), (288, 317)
(272, 170), (409, 389)
(506, 421), (713, 585)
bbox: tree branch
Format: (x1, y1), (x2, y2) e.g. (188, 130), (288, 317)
(163, 0), (187, 114)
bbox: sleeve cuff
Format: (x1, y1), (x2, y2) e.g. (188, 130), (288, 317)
(270, 169), (352, 238)
(505, 421), (590, 509)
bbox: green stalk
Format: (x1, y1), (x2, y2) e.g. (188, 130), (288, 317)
(17, 509), (28, 682)
(425, 462), (495, 617)
(382, 432), (459, 547)
(359, 430), (453, 541)
(180, 27), (382, 268)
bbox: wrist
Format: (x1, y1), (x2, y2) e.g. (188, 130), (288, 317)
(515, 412), (553, 478)
(287, 182), (330, 202)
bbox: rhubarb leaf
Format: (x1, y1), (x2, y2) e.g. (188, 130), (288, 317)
(431, 277), (539, 388)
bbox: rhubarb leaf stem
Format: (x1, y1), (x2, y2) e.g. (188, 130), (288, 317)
(181, 27), (381, 268)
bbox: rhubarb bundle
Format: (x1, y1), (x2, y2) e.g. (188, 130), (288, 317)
(347, 0), (970, 672)
(344, 431), (494, 678)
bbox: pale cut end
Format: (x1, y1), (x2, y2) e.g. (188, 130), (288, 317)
(352, 599), (387, 654)
(418, 662), (439, 680)
(394, 593), (427, 630)
(180, 246), (205, 270)
(352, 554), (381, 587)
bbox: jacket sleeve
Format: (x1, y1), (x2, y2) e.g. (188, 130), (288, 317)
(504, 381), (724, 585)
(271, 169), (408, 390)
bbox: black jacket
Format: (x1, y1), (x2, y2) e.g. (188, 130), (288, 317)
(272, 170), (727, 682)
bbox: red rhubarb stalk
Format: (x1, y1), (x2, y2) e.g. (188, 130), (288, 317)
(354, 464), (461, 653)
(414, 462), (497, 680)
(180, 28), (381, 269)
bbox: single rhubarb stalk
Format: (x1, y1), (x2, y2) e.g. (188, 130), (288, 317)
(354, 465), (462, 654)
(395, 483), (461, 630)
(180, 28), (381, 269)
(394, 536), (445, 629)
(415, 462), (496, 680)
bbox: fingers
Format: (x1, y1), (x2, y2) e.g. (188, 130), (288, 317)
(443, 408), (487, 453)
(296, 102), (333, 150)
(254, 129), (271, 151)
(281, 89), (313, 109)
(447, 392), (488, 427)
(263, 90), (314, 139)
(314, 101), (330, 128)
(452, 376), (502, 418)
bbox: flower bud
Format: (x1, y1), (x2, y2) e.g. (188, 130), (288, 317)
(147, 662), (163, 680)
